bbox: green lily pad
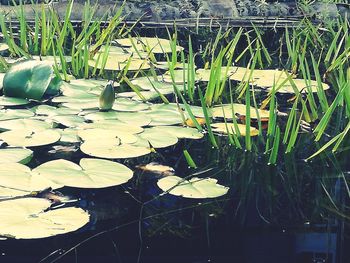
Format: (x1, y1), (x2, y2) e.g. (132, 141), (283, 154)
(0, 43), (9, 52)
(89, 54), (150, 71)
(0, 148), (33, 164)
(153, 126), (204, 139)
(0, 118), (53, 131)
(0, 96), (30, 106)
(0, 109), (34, 121)
(0, 198), (89, 239)
(3, 60), (55, 100)
(139, 127), (178, 148)
(33, 158), (133, 188)
(52, 115), (86, 128)
(78, 120), (144, 134)
(56, 128), (81, 144)
(211, 123), (259, 136)
(263, 78), (330, 93)
(78, 128), (138, 144)
(112, 98), (150, 112)
(0, 129), (61, 147)
(116, 37), (184, 54)
(0, 163), (56, 196)
(83, 111), (151, 126)
(80, 140), (151, 159)
(212, 104), (270, 120)
(157, 176), (229, 199)
(146, 109), (184, 126)
(32, 105), (80, 117)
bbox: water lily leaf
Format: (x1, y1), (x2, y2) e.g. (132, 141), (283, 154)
(0, 163), (56, 197)
(212, 104), (270, 120)
(116, 37), (184, 54)
(153, 126), (204, 139)
(3, 60), (54, 100)
(0, 198), (89, 239)
(0, 118), (53, 131)
(196, 67), (236, 82)
(56, 128), (80, 144)
(83, 111), (151, 126)
(112, 98), (150, 112)
(80, 140), (151, 159)
(146, 109), (184, 126)
(78, 128), (138, 144)
(0, 109), (34, 121)
(263, 79), (330, 93)
(139, 127), (178, 148)
(52, 115), (86, 128)
(131, 76), (182, 91)
(0, 96), (30, 106)
(157, 176), (229, 199)
(78, 120), (144, 134)
(163, 69), (200, 84)
(0, 129), (61, 147)
(0, 43), (9, 52)
(32, 105), (80, 117)
(0, 148), (33, 164)
(117, 91), (163, 101)
(61, 100), (99, 110)
(33, 158), (133, 188)
(211, 123), (259, 136)
(89, 54), (150, 71)
(153, 61), (192, 70)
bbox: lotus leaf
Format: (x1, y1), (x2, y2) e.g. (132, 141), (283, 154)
(0, 163), (56, 197)
(0, 109), (34, 121)
(0, 198), (89, 239)
(157, 176), (229, 199)
(0, 148), (33, 164)
(212, 104), (270, 120)
(116, 37), (183, 54)
(34, 158), (133, 188)
(0, 96), (30, 106)
(146, 109), (183, 126)
(211, 123), (259, 136)
(139, 127), (178, 148)
(3, 60), (56, 100)
(80, 140), (151, 159)
(0, 129), (61, 147)
(0, 118), (53, 131)
(153, 126), (204, 139)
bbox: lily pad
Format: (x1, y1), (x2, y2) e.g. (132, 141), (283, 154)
(212, 104), (270, 120)
(113, 98), (150, 112)
(157, 176), (229, 199)
(0, 148), (33, 164)
(0, 163), (56, 197)
(3, 60), (55, 100)
(146, 109), (184, 126)
(0, 118), (53, 131)
(33, 158), (133, 188)
(0, 198), (89, 239)
(139, 127), (178, 148)
(211, 123), (259, 136)
(0, 129), (61, 147)
(116, 37), (183, 54)
(0, 109), (34, 121)
(80, 140), (151, 159)
(153, 126), (204, 140)
(0, 96), (30, 106)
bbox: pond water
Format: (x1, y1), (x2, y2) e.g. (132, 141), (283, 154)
(0, 2), (349, 263)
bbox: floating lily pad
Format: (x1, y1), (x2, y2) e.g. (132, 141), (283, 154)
(212, 104), (270, 120)
(78, 120), (144, 134)
(263, 78), (330, 93)
(153, 126), (204, 140)
(0, 129), (61, 147)
(211, 123), (259, 136)
(0, 96), (30, 106)
(116, 37), (183, 54)
(32, 105), (80, 117)
(163, 69), (199, 84)
(157, 176), (229, 199)
(0, 148), (33, 164)
(0, 163), (56, 197)
(196, 67), (236, 82)
(139, 127), (178, 148)
(89, 54), (150, 71)
(80, 140), (151, 159)
(146, 109), (184, 126)
(56, 128), (80, 144)
(52, 115), (86, 128)
(34, 158), (133, 188)
(0, 198), (89, 239)
(78, 128), (137, 144)
(83, 111), (151, 126)
(112, 98), (150, 112)
(0, 43), (9, 52)
(131, 76), (182, 91)
(0, 109), (34, 121)
(3, 60), (55, 100)
(0, 118), (53, 131)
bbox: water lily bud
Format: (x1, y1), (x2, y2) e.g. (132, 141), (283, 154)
(99, 81), (115, 111)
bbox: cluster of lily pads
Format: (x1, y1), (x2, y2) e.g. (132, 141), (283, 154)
(0, 35), (330, 239)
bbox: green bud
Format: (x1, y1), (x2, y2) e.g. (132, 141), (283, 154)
(99, 81), (115, 111)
